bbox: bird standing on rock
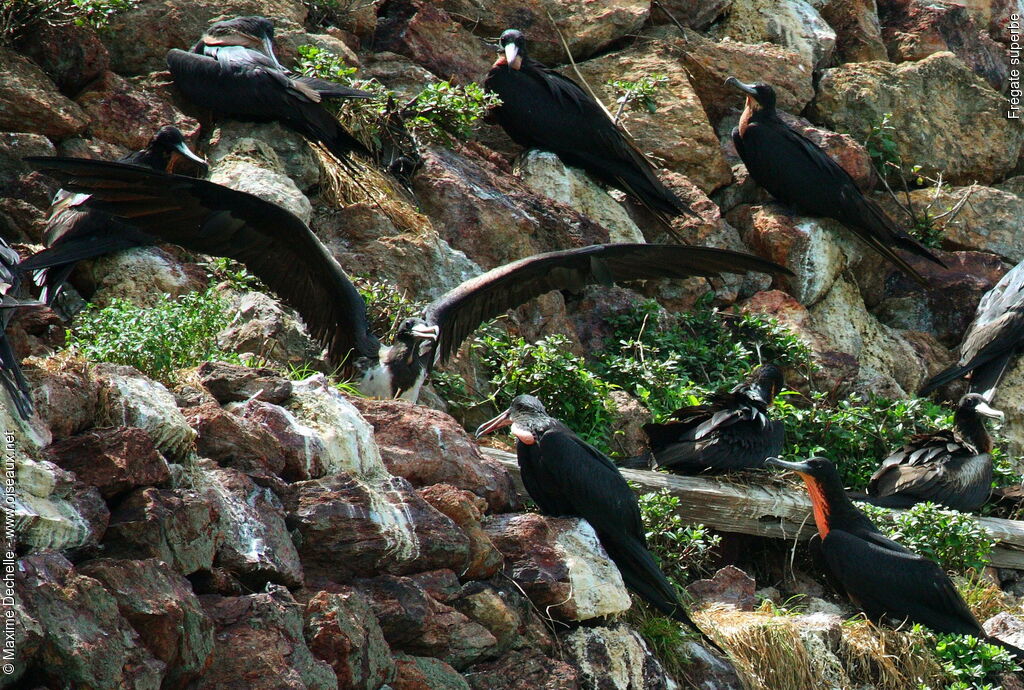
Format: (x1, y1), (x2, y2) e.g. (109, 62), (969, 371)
(167, 16), (371, 163)
(24, 157), (792, 403)
(767, 456), (1022, 656)
(622, 364), (786, 474)
(476, 395), (720, 649)
(485, 29), (693, 228)
(21, 126), (207, 305)
(859, 393), (1003, 512)
(726, 77), (945, 286)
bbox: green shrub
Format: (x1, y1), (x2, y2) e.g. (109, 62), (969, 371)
(404, 80), (501, 143)
(296, 44), (358, 83)
(860, 502), (995, 573)
(0, 0), (136, 41)
(474, 331), (616, 450)
(637, 489), (721, 587)
(606, 74), (669, 120)
(927, 628), (1020, 689)
(774, 393), (952, 489)
(352, 276), (425, 345)
(69, 0), (136, 27)
(67, 287), (237, 383)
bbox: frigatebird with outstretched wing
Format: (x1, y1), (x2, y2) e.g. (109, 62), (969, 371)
(0, 239), (41, 420)
(167, 16), (371, 163)
(23, 126), (207, 304)
(485, 29), (693, 228)
(726, 77), (945, 286)
(920, 260), (1024, 398)
(25, 156), (792, 402)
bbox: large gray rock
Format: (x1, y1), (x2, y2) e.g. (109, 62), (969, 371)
(89, 247), (207, 309)
(711, 0), (837, 69)
(810, 52), (1024, 186)
(562, 625), (687, 689)
(207, 121), (322, 193)
(0, 46), (88, 138)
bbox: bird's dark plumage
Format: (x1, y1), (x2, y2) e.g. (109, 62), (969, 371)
(24, 126), (207, 304)
(920, 260), (1024, 398)
(485, 29), (691, 225)
(638, 364), (785, 474)
(768, 457), (1008, 643)
(24, 157), (791, 401)
(861, 394), (1002, 512)
(727, 78), (945, 286)
(167, 16), (370, 163)
(0, 240), (40, 420)
(477, 395), (718, 648)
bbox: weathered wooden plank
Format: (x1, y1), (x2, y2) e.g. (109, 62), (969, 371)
(481, 447), (1024, 570)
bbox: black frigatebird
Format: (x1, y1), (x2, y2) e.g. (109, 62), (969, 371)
(859, 394), (1003, 512)
(0, 239), (41, 420)
(22, 126), (207, 305)
(767, 456), (1021, 653)
(24, 157), (792, 402)
(485, 29), (693, 228)
(621, 364), (785, 474)
(476, 395), (721, 650)
(167, 16), (371, 163)
(726, 77), (945, 286)
(920, 260), (1024, 398)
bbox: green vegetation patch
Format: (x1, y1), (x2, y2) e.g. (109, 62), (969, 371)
(861, 502), (995, 573)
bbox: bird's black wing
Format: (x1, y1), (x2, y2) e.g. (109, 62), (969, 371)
(167, 49), (368, 160)
(820, 529), (981, 636)
(736, 119), (943, 284)
(24, 157), (380, 368)
(424, 244), (791, 364)
(0, 241), (39, 419)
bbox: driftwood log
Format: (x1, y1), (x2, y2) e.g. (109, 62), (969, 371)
(481, 448), (1024, 569)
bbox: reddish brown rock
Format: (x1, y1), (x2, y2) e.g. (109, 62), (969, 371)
(855, 249), (1008, 347)
(418, 484), (504, 580)
(14, 22), (109, 96)
(356, 575), (498, 670)
(686, 565), (757, 611)
(820, 0), (889, 62)
(103, 487), (222, 576)
(373, 1), (492, 83)
(676, 30), (815, 124)
(412, 144), (610, 271)
(304, 589), (397, 688)
(78, 558), (214, 687)
(285, 473), (470, 585)
(233, 398), (332, 481)
(16, 553), (165, 689)
(200, 586), (338, 689)
(463, 648), (579, 690)
(393, 652), (471, 690)
(349, 397), (517, 512)
(75, 71), (200, 152)
(0, 46), (88, 138)
(44, 426), (170, 500)
(450, 582), (530, 654)
(879, 0), (1009, 89)
(649, 0), (730, 29)
(200, 464), (304, 588)
(185, 402), (287, 477)
(196, 361), (293, 404)
(25, 357), (99, 440)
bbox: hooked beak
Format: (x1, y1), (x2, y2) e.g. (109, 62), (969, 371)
(765, 457), (813, 473)
(263, 35), (286, 70)
(504, 42), (520, 68)
(475, 407), (512, 438)
(976, 401), (1005, 420)
(725, 76), (758, 96)
(411, 323), (439, 342)
(169, 139), (208, 174)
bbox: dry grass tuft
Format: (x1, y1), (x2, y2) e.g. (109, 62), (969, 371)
(837, 618), (944, 689)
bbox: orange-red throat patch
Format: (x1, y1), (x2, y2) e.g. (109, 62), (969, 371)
(738, 95), (756, 136)
(800, 473), (831, 537)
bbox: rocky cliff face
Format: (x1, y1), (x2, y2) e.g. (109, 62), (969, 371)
(2, 0), (1023, 688)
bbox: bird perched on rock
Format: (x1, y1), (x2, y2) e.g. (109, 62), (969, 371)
(25, 157), (792, 402)
(621, 364), (785, 474)
(485, 29), (692, 229)
(476, 394), (720, 649)
(167, 16), (371, 163)
(21, 126), (207, 305)
(920, 260), (1024, 399)
(726, 77), (945, 285)
(858, 394), (1003, 512)
(0, 239), (41, 420)
(768, 456), (1021, 655)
